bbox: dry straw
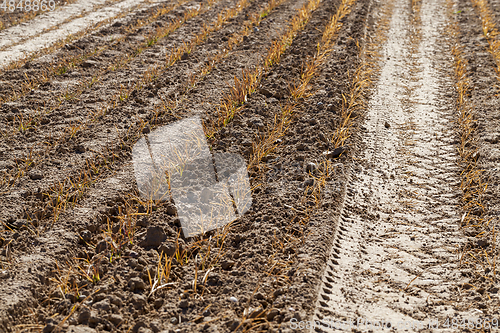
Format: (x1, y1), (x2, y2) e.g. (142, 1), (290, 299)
(470, 0), (500, 86)
(446, 0), (497, 293)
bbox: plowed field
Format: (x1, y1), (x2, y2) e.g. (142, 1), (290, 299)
(1, 0), (500, 332)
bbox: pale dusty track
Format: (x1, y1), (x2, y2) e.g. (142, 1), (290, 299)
(312, 0), (477, 331)
(0, 0), (165, 68)
(0, 0), (115, 50)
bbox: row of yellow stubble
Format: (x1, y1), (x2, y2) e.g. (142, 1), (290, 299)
(13, 0), (370, 331)
(451, 0), (500, 301)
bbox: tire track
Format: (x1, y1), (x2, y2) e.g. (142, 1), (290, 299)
(0, 0), (185, 104)
(313, 0), (474, 330)
(0, 0), (81, 33)
(0, 0), (164, 68)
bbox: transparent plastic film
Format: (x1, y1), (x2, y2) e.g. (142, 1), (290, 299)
(132, 116), (252, 237)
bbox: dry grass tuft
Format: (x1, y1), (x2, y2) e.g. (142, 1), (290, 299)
(204, 0), (324, 136)
(470, 0), (500, 87)
(446, 0), (498, 297)
(330, 0), (393, 148)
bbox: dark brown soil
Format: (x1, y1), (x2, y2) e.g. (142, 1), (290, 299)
(455, 0), (500, 315)
(2, 0), (500, 332)
(0, 0), (360, 331)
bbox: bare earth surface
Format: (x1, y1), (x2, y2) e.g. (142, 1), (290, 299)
(315, 0), (474, 330)
(0, 0), (500, 332)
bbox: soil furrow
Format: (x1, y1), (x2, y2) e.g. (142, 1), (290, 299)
(0, 0), (351, 330)
(0, 0), (162, 68)
(0, 0), (367, 330)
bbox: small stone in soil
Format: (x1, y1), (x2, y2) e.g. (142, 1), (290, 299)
(108, 314), (123, 326)
(153, 299), (163, 309)
(128, 277), (146, 291)
(166, 204), (177, 215)
(93, 299), (110, 311)
(150, 321), (160, 333)
(158, 242), (176, 256)
(267, 309), (280, 321)
(227, 320), (240, 330)
(131, 294), (147, 309)
(221, 261), (235, 270)
(109, 295), (123, 307)
(95, 240), (108, 254)
(29, 171), (43, 180)
(139, 226), (167, 247)
(75, 144), (85, 153)
(384, 121), (390, 128)
(306, 162), (317, 173)
(296, 143), (307, 151)
(43, 323), (55, 333)
(303, 179), (315, 187)
(82, 60), (98, 68)
(79, 230), (91, 243)
(477, 239), (489, 248)
(323, 146), (348, 159)
(77, 308), (91, 324)
(259, 88), (273, 97)
(229, 297), (238, 303)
